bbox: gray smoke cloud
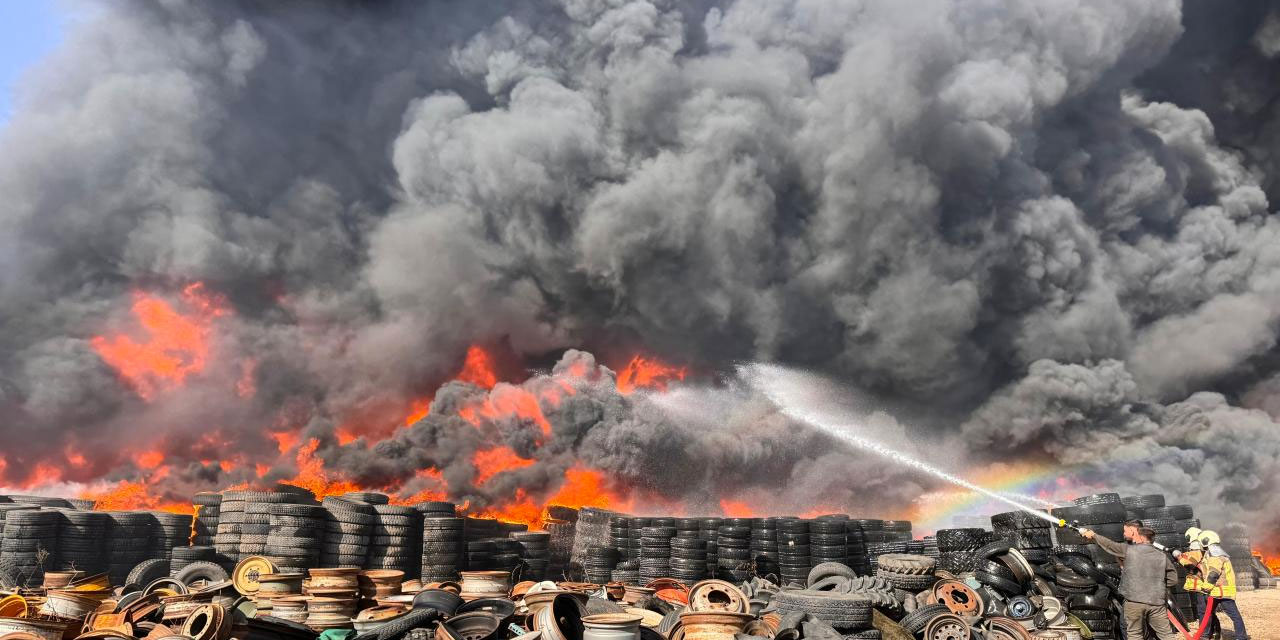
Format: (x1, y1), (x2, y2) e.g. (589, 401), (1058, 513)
(3, 0), (1280, 539)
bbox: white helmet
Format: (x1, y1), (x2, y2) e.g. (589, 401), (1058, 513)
(1199, 530), (1221, 547)
(1185, 527), (1202, 542)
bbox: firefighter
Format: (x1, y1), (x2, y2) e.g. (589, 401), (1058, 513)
(1081, 522), (1181, 640)
(1194, 530), (1249, 640)
(1178, 537), (1216, 638)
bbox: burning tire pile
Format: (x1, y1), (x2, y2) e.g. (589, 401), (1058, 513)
(0, 488), (1272, 640)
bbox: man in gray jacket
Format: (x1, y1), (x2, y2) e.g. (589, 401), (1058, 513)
(1081, 521), (1180, 640)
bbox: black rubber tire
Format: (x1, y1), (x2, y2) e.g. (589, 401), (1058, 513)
(1139, 518), (1177, 534)
(874, 570), (937, 591)
(935, 529), (987, 551)
(1142, 505), (1193, 520)
(771, 590), (872, 629)
(1050, 504), (1127, 526)
(0, 559), (19, 588)
(974, 570), (1023, 595)
(1073, 493), (1122, 507)
(875, 554), (935, 575)
(899, 604), (949, 634)
(1120, 494), (1164, 510)
(174, 561), (229, 585)
(800, 561), (856, 587)
(978, 559), (1018, 583)
(127, 559), (171, 586)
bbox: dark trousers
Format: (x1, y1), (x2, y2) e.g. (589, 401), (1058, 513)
(1194, 592), (1220, 637)
(1123, 601), (1180, 640)
(1193, 593), (1249, 639)
(1213, 598), (1248, 639)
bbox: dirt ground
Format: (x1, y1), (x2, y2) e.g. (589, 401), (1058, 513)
(1210, 588), (1277, 639)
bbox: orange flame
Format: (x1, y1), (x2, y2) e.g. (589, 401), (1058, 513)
(549, 467), (627, 512)
(616, 355), (686, 395)
(459, 384), (552, 436)
(404, 397), (433, 426)
(91, 283), (226, 400)
(1254, 548), (1280, 576)
(719, 499), (756, 517)
(457, 346), (499, 389)
(285, 438), (361, 499)
(80, 481), (193, 514)
(465, 466), (630, 528)
(473, 447), (535, 485)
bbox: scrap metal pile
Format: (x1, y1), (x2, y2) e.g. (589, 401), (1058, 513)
(0, 489), (1273, 640)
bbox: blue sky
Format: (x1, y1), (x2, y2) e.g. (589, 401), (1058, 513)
(0, 3), (65, 122)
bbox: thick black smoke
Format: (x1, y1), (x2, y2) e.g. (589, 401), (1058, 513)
(2, 0), (1280, 535)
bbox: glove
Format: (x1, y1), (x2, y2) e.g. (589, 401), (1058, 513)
(1206, 570), (1221, 584)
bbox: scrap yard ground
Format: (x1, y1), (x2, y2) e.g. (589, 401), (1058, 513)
(1214, 588), (1276, 639)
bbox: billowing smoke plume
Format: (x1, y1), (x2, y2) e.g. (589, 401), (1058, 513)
(3, 0), (1280, 537)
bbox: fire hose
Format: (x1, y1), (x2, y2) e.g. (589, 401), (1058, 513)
(1053, 518), (1218, 640)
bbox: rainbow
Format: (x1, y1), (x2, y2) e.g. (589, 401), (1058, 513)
(904, 462), (1079, 534)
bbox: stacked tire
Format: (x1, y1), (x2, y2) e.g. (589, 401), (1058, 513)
(992, 510), (1052, 564)
(215, 490), (249, 567)
(7, 496), (72, 508)
(55, 510), (107, 574)
(464, 517), (499, 551)
(546, 519), (575, 581)
(151, 511), (192, 562)
(420, 514), (464, 582)
(1222, 522), (1255, 591)
(584, 545), (619, 583)
(0, 509), (60, 586)
(608, 517), (633, 562)
(700, 518), (721, 577)
(883, 519), (913, 542)
(777, 518), (810, 585)
(368, 504), (422, 577)
(321, 497), (375, 568)
(639, 525), (677, 583)
(626, 518), (647, 567)
(749, 518), (778, 578)
(716, 522), (752, 582)
(466, 540), (495, 571)
(845, 519), (883, 576)
(237, 499), (280, 559)
(342, 491), (388, 505)
(192, 492), (221, 547)
(1053, 494), (1127, 578)
(670, 529), (708, 585)
(935, 527), (987, 573)
(876, 553), (939, 592)
(492, 538), (523, 573)
(511, 531), (550, 580)
(106, 511), (154, 586)
(265, 503), (326, 572)
(809, 516), (849, 571)
(415, 501), (456, 519)
(170, 545), (216, 576)
(772, 589), (874, 634)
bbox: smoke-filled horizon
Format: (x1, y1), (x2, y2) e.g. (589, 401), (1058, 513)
(3, 0), (1280, 538)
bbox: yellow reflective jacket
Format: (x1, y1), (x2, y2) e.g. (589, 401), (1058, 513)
(1196, 554), (1237, 598)
(1179, 550), (1203, 591)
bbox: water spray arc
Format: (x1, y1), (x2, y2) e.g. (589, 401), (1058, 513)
(741, 363), (1063, 527)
